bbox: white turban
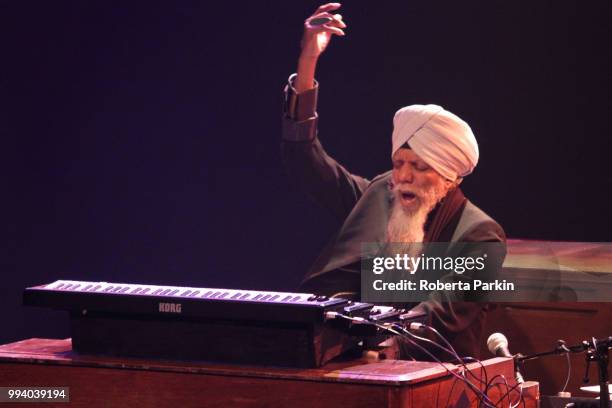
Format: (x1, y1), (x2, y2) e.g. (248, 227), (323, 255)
(391, 104), (479, 181)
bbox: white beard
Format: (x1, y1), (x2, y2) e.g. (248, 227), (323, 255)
(386, 179), (449, 244)
(386, 200), (428, 244)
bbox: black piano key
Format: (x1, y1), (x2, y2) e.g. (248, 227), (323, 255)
(120, 287), (130, 293)
(181, 290), (191, 297)
(282, 295), (293, 301)
(140, 288), (150, 294)
(169, 289), (180, 296)
(151, 288), (162, 295)
(190, 290), (200, 297)
(269, 295), (279, 301)
(82, 285), (92, 291)
(203, 291), (213, 298)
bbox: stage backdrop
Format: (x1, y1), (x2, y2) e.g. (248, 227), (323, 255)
(2, 1), (610, 344)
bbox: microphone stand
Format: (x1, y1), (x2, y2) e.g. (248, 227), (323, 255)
(586, 338), (610, 408)
(517, 337), (611, 408)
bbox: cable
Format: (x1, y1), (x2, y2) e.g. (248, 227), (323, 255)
(396, 322), (490, 391)
(561, 351), (571, 394)
(419, 324), (462, 361)
(484, 374), (510, 407)
(394, 325), (490, 388)
(461, 356), (490, 388)
(444, 373), (461, 408)
(399, 323), (462, 361)
(391, 327), (497, 408)
(491, 380), (524, 408)
(394, 325), (457, 359)
(325, 311), (498, 408)
(415, 323), (490, 388)
(509, 384), (524, 408)
(394, 323), (496, 406)
(507, 382), (524, 408)
(398, 324), (496, 408)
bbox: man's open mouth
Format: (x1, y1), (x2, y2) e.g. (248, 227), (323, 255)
(400, 191), (417, 201)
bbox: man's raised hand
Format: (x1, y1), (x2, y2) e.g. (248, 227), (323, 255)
(300, 3), (346, 59)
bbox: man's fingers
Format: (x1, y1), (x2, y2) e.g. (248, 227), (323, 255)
(307, 12), (347, 29)
(332, 14), (347, 28)
(314, 3), (341, 16)
(307, 11), (333, 22)
(311, 25), (345, 36)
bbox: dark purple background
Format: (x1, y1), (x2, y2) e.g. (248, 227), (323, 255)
(3, 1), (610, 344)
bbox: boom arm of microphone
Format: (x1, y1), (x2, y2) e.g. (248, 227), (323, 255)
(517, 336), (612, 362)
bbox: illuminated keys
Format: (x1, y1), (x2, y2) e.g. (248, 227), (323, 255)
(37, 280), (331, 306)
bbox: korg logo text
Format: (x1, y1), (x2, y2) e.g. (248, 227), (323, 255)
(158, 302), (182, 314)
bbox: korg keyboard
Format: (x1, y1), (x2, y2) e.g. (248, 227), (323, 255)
(24, 280), (349, 323)
(24, 280), (425, 367)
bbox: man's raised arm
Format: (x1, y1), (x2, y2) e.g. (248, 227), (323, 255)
(281, 3), (369, 221)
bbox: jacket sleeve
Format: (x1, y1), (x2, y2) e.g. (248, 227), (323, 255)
(280, 74), (370, 221)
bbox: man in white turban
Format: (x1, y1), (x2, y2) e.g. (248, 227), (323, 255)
(281, 3), (505, 360)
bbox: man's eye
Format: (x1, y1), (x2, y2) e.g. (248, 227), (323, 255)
(393, 161), (403, 169)
(415, 163), (430, 171)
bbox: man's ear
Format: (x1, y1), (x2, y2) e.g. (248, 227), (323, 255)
(446, 177), (463, 189)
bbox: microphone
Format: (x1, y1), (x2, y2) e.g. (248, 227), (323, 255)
(487, 332), (524, 383)
(487, 332), (512, 358)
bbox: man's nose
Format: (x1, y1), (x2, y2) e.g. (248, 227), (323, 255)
(397, 166), (414, 183)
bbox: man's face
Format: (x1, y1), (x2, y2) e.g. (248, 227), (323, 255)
(391, 148), (453, 212)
